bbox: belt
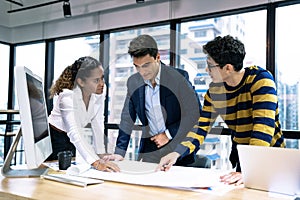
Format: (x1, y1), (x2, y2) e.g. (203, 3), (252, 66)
(50, 124), (66, 134)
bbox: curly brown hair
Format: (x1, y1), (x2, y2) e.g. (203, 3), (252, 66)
(49, 56), (101, 98)
(203, 35), (246, 71)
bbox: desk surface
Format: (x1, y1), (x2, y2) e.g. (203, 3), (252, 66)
(0, 173), (286, 200)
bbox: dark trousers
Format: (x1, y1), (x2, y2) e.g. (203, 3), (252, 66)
(46, 124), (76, 161)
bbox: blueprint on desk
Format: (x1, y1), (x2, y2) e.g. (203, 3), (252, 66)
(78, 160), (230, 189)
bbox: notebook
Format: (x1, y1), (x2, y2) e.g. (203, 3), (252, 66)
(237, 145), (300, 196)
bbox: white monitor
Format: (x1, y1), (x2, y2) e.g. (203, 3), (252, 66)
(1, 66), (52, 177)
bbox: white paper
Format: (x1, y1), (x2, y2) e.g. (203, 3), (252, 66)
(78, 160), (230, 189)
(66, 164), (91, 175)
(113, 160), (157, 174)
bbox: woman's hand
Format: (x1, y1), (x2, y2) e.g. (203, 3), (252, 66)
(220, 172), (243, 186)
(92, 159), (120, 172)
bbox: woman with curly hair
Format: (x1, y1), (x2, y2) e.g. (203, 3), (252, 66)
(47, 56), (119, 172)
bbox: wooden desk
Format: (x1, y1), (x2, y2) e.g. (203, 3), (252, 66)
(0, 174), (285, 200)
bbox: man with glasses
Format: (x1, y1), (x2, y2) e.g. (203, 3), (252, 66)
(157, 35), (285, 185)
(105, 34), (201, 166)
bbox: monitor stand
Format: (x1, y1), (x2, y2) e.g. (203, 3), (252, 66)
(1, 128), (48, 177)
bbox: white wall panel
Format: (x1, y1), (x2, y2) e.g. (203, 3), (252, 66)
(0, 26), (11, 43)
(6, 0), (134, 28)
(99, 2), (170, 30)
(11, 24), (44, 43)
(171, 0), (269, 19)
(0, 1), (11, 27)
(43, 14), (100, 39)
(2, 0), (290, 43)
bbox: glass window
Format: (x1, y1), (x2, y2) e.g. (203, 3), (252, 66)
(15, 42), (46, 109)
(0, 43), (10, 164)
(194, 48), (202, 54)
(194, 30), (207, 38)
(54, 35), (100, 82)
(276, 4), (300, 132)
(106, 129), (141, 160)
(15, 43), (45, 79)
(0, 43), (10, 110)
(180, 49), (187, 54)
(180, 10), (267, 106)
(180, 10), (267, 170)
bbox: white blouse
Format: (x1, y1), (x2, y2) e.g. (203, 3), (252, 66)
(48, 86), (106, 164)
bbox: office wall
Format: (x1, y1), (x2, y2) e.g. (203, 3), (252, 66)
(0, 26), (10, 42)
(3, 0), (287, 44)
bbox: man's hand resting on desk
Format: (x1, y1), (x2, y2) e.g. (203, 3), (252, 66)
(92, 159), (120, 172)
(102, 154), (124, 162)
(156, 152), (180, 171)
(220, 172), (243, 186)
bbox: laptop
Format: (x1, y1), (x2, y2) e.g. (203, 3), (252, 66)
(237, 145), (300, 196)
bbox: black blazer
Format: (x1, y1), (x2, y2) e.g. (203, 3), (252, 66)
(115, 63), (201, 165)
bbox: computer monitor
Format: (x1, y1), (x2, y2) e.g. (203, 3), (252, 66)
(1, 66), (52, 177)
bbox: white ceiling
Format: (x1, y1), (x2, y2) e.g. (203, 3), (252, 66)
(0, 0), (289, 43)
(0, 0), (139, 28)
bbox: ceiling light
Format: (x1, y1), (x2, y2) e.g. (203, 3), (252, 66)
(7, 0), (72, 19)
(63, 0), (72, 18)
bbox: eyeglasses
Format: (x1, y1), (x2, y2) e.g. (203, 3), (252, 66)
(207, 63), (220, 69)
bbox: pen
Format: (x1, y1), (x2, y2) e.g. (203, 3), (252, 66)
(162, 162), (174, 171)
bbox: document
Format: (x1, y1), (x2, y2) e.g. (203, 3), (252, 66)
(66, 164), (91, 175)
(78, 160), (229, 189)
(113, 160), (157, 174)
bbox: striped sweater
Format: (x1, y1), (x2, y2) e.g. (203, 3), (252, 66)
(175, 66), (285, 158)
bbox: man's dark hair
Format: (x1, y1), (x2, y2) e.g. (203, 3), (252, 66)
(128, 34), (158, 59)
(203, 35), (246, 71)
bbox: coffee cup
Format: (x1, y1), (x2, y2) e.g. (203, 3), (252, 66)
(57, 150), (73, 170)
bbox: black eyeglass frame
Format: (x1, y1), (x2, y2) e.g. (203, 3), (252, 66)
(207, 63), (227, 70)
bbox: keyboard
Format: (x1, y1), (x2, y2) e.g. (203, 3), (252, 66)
(41, 173), (104, 187)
